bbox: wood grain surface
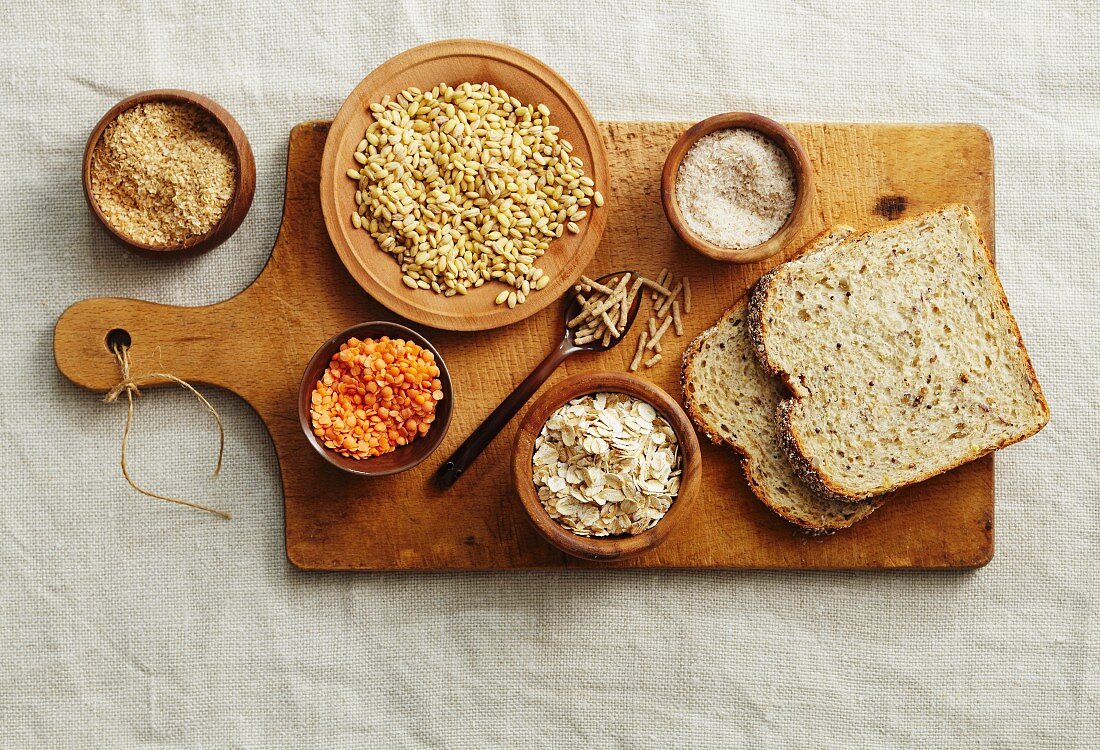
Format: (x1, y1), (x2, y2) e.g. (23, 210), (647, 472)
(54, 120), (996, 570)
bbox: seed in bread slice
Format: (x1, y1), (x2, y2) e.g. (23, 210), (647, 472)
(682, 227), (883, 531)
(749, 204), (1050, 500)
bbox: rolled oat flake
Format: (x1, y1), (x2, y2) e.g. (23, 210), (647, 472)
(532, 392), (681, 537)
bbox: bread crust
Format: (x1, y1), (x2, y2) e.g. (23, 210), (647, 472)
(757, 205), (1050, 500)
(746, 267), (784, 378)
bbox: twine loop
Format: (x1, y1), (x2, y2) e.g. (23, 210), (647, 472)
(105, 342), (230, 520)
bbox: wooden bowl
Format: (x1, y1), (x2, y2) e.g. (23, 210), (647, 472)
(297, 321), (454, 477)
(83, 89), (256, 257)
(319, 39), (610, 331)
(660, 112), (813, 264)
(512, 372), (701, 562)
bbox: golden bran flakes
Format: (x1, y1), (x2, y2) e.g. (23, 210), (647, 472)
(90, 101), (236, 247)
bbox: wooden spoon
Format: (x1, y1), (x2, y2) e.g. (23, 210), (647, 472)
(436, 272), (642, 489)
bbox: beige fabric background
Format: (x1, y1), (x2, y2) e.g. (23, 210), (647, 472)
(1, 1), (1097, 747)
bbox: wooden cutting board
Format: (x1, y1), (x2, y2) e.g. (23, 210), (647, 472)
(54, 120), (995, 570)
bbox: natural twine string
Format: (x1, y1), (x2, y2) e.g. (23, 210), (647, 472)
(103, 342), (230, 520)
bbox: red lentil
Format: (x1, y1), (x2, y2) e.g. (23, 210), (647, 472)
(310, 336), (442, 459)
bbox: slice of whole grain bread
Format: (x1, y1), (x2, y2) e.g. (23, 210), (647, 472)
(682, 227), (883, 531)
(749, 204), (1049, 500)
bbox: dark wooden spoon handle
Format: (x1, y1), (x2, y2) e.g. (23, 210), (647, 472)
(436, 339), (575, 489)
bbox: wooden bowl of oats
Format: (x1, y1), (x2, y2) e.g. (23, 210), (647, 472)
(320, 39), (610, 331)
(83, 89), (255, 257)
(512, 372), (701, 562)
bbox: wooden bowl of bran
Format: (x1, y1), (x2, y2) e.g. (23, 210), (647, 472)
(82, 89), (256, 257)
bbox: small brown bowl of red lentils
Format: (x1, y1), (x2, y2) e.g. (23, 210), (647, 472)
(298, 321), (453, 476)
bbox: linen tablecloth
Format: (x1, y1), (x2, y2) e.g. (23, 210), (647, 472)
(1, 1), (1096, 746)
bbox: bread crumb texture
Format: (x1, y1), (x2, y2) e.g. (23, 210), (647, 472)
(90, 101), (236, 247)
(683, 227), (881, 531)
(757, 205), (1049, 498)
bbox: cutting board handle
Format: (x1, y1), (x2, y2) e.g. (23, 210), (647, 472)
(54, 296), (239, 393)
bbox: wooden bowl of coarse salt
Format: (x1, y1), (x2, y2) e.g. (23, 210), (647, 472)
(512, 372), (701, 562)
(83, 89), (256, 257)
(661, 112), (813, 264)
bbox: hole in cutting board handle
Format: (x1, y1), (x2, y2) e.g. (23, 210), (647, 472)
(105, 328), (131, 352)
